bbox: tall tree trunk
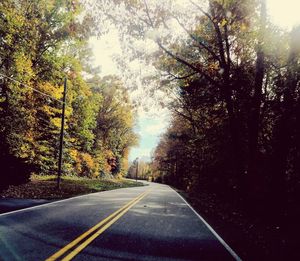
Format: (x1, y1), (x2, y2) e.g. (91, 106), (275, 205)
(270, 27), (300, 224)
(210, 0), (244, 184)
(289, 27), (300, 190)
(223, 88), (243, 177)
(247, 0), (266, 197)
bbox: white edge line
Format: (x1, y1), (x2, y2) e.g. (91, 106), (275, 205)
(170, 186), (242, 261)
(0, 186), (144, 218)
(1, 182), (241, 261)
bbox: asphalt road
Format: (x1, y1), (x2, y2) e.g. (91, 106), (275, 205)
(0, 199), (53, 214)
(0, 182), (241, 261)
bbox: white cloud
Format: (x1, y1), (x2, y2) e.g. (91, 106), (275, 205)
(143, 120), (168, 135)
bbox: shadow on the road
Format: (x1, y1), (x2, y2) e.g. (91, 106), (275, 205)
(0, 198), (54, 214)
(76, 192), (235, 261)
(0, 187), (236, 261)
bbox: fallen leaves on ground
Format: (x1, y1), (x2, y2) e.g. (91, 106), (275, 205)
(0, 176), (144, 200)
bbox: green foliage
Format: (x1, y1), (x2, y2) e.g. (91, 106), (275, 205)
(0, 0), (138, 189)
(91, 76), (139, 177)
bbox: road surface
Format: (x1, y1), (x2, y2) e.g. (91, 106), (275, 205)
(0, 182), (240, 261)
(0, 199), (53, 214)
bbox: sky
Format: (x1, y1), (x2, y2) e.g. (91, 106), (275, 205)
(89, 0), (300, 162)
(89, 28), (170, 162)
(267, 0), (300, 29)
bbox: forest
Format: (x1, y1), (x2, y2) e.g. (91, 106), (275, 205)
(86, 0), (299, 259)
(149, 0), (300, 240)
(0, 0), (138, 190)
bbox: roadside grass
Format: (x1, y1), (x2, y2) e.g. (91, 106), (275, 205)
(0, 175), (145, 200)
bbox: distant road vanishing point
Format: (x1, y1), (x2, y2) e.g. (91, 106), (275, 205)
(0, 181), (241, 261)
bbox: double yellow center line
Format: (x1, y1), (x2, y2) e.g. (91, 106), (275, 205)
(46, 190), (150, 261)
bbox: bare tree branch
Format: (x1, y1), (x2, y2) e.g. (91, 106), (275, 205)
(143, 0), (154, 27)
(172, 15), (221, 64)
(166, 71), (197, 81)
(156, 40), (220, 87)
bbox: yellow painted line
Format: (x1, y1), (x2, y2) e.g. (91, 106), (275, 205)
(61, 190), (151, 261)
(46, 190), (149, 261)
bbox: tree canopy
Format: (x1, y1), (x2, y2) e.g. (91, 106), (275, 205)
(0, 0), (138, 189)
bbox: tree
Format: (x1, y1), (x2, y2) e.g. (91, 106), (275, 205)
(0, 0), (138, 188)
(90, 76), (139, 177)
